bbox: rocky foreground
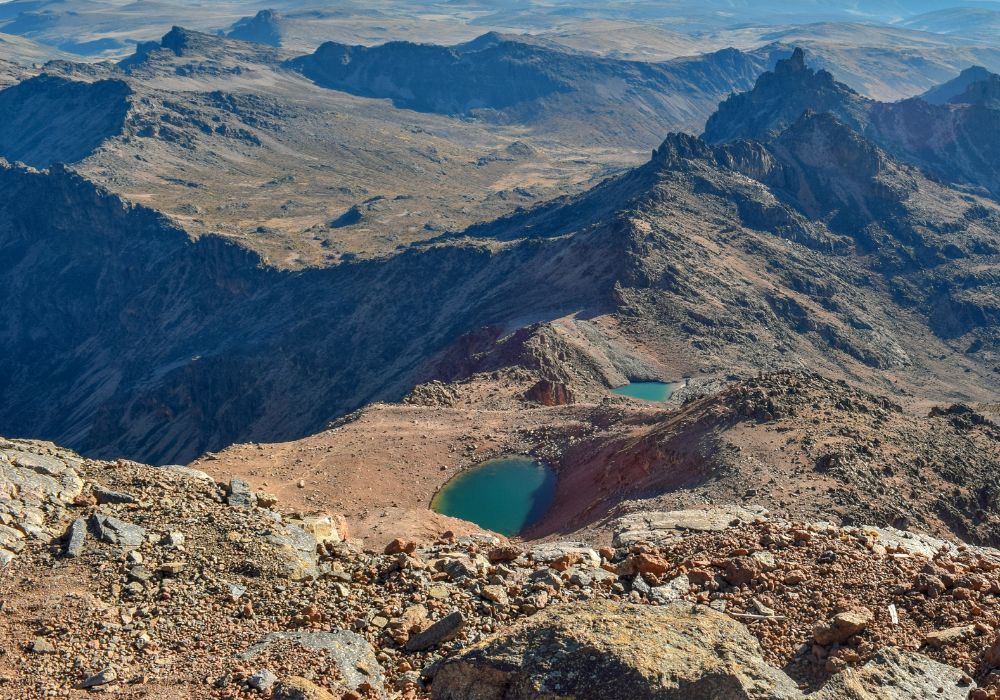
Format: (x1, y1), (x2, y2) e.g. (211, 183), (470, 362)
(4, 438), (1000, 699)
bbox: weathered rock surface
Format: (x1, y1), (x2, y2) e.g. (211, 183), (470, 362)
(432, 599), (802, 699)
(815, 648), (974, 699)
(0, 441), (84, 566)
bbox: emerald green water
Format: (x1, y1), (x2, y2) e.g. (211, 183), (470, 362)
(612, 381), (681, 402)
(431, 456), (556, 536)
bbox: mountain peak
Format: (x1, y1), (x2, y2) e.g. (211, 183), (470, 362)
(778, 47), (807, 74)
(703, 47), (868, 145)
(226, 9), (283, 47)
(652, 132), (715, 165)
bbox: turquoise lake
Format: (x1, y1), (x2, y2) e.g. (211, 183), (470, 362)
(612, 381), (682, 402)
(431, 456), (556, 536)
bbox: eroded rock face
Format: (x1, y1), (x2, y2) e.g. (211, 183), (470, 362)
(431, 599), (803, 700)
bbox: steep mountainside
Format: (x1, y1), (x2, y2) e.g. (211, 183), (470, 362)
(0, 160), (633, 463)
(705, 49), (1000, 199)
(292, 34), (785, 145)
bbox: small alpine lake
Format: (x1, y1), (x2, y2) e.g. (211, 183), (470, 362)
(430, 456), (556, 536)
(611, 381), (683, 402)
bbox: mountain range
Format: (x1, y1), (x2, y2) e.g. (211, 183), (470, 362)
(1, 45), (999, 467)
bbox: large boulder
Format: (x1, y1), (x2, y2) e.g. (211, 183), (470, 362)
(431, 599), (802, 699)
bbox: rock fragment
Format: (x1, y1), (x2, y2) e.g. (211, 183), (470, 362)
(406, 611), (465, 652)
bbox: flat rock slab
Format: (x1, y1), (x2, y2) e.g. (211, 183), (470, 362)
(529, 542), (600, 567)
(239, 630), (384, 696)
(88, 514), (146, 548)
(614, 506), (768, 546)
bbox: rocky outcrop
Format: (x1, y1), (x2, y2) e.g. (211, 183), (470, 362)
(227, 10), (284, 47)
(0, 439), (83, 566)
(433, 598), (975, 699)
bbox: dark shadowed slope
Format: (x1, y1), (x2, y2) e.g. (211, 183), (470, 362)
(0, 75), (131, 166)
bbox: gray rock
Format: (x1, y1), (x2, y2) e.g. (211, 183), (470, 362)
(127, 565), (154, 583)
(631, 576), (651, 596)
(240, 630), (384, 696)
(88, 514), (146, 547)
(529, 542), (600, 568)
(93, 486), (136, 504)
(406, 611), (465, 652)
(527, 568), (562, 589)
(64, 517), (87, 557)
(248, 669), (278, 692)
(161, 530), (185, 547)
(29, 638), (55, 654)
(816, 648), (975, 699)
(227, 479), (256, 508)
(649, 574), (690, 604)
(78, 668), (117, 689)
(432, 599), (801, 700)
(266, 523), (320, 581)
